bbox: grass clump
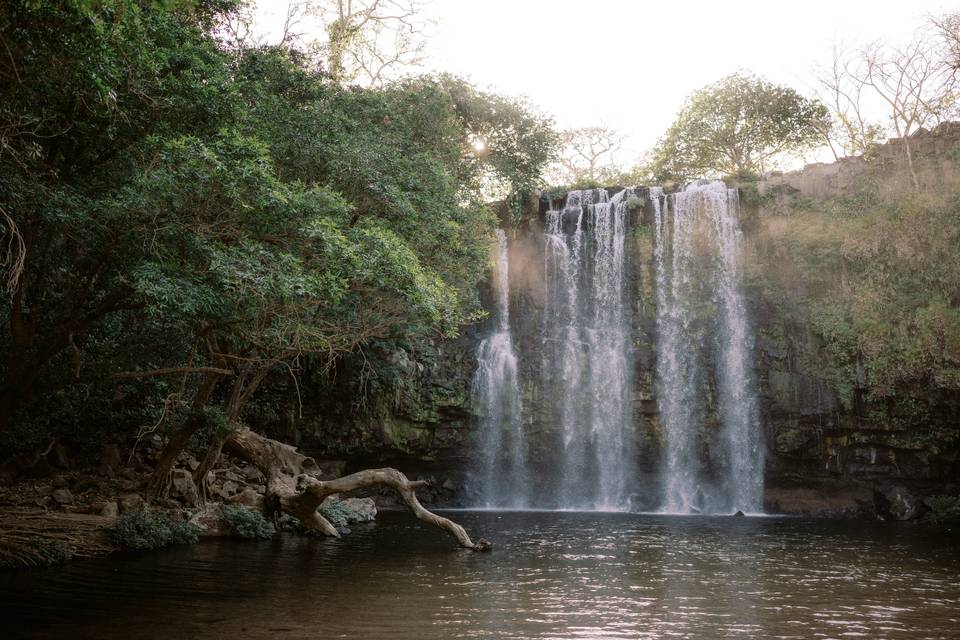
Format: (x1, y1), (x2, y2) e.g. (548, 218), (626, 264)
(318, 500), (363, 528)
(222, 505), (274, 539)
(108, 509), (199, 550)
(924, 495), (960, 523)
(0, 539), (72, 569)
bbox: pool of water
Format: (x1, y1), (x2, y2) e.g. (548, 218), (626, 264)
(3, 511), (959, 639)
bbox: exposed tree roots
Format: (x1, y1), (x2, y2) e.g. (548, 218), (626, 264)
(224, 428), (490, 551)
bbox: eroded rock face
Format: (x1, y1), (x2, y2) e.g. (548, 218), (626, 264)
(171, 469), (199, 507)
(875, 484), (924, 521)
(261, 189), (957, 513)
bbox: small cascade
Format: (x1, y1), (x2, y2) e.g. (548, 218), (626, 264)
(542, 188), (635, 510)
(651, 181), (763, 514)
(472, 229), (528, 508)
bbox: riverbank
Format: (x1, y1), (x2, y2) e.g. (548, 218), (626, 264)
(3, 438), (958, 571)
(0, 435), (379, 568)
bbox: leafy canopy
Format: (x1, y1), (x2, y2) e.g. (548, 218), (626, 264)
(650, 72), (829, 182)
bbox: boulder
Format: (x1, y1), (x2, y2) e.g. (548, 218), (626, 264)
(52, 474), (69, 489)
(52, 488), (74, 505)
(227, 487), (264, 510)
(188, 503), (229, 537)
(100, 500), (119, 518)
(340, 497), (377, 522)
(118, 493), (145, 513)
(875, 484), (924, 521)
(171, 469), (200, 507)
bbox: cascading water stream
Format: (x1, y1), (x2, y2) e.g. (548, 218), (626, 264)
(472, 229), (528, 508)
(542, 189), (635, 510)
(473, 182), (762, 514)
(651, 181), (763, 514)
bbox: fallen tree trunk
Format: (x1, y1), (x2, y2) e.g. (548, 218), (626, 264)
(223, 428), (490, 551)
(0, 508), (114, 568)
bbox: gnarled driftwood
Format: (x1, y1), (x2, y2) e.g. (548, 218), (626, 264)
(224, 428), (490, 551)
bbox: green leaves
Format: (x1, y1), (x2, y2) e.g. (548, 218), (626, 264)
(650, 72), (829, 182)
(0, 1), (557, 444)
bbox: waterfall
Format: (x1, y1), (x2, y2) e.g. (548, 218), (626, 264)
(652, 181), (763, 514)
(542, 188), (635, 510)
(472, 229), (528, 508)
(472, 182), (762, 514)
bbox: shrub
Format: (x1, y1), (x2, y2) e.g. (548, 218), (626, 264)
(108, 509), (199, 550)
(222, 505), (275, 539)
(318, 500), (363, 528)
(0, 539), (72, 569)
(924, 495), (960, 523)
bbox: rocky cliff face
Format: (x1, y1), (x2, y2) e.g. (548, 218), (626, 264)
(287, 138), (960, 514)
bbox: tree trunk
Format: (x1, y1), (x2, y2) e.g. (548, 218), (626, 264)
(145, 372), (223, 499)
(192, 434), (226, 503)
(224, 428), (491, 551)
(145, 419), (201, 500)
(903, 139), (921, 192)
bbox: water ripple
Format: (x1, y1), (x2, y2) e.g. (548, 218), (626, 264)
(2, 512), (958, 639)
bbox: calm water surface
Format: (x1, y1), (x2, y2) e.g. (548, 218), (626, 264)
(2, 511), (959, 639)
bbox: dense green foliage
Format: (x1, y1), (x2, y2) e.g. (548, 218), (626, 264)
(0, 1), (555, 458)
(650, 73), (829, 182)
(924, 495), (960, 523)
(108, 509), (200, 550)
(222, 505), (274, 539)
(746, 184), (960, 446)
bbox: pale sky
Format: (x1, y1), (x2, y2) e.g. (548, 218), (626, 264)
(252, 0), (953, 167)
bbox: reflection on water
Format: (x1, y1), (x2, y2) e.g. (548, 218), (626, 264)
(2, 512), (959, 639)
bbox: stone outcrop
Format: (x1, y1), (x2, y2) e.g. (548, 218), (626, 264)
(759, 122), (960, 200)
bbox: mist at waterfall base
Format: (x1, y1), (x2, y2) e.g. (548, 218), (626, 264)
(469, 181), (764, 515)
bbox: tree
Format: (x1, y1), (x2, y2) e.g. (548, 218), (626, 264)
(1, 2), (557, 549)
(0, 0), (241, 433)
(550, 127), (624, 185)
(811, 41), (886, 159)
(649, 72), (829, 182)
(850, 33), (958, 191)
(932, 12), (960, 72)
(318, 0), (430, 85)
(432, 75), (558, 203)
